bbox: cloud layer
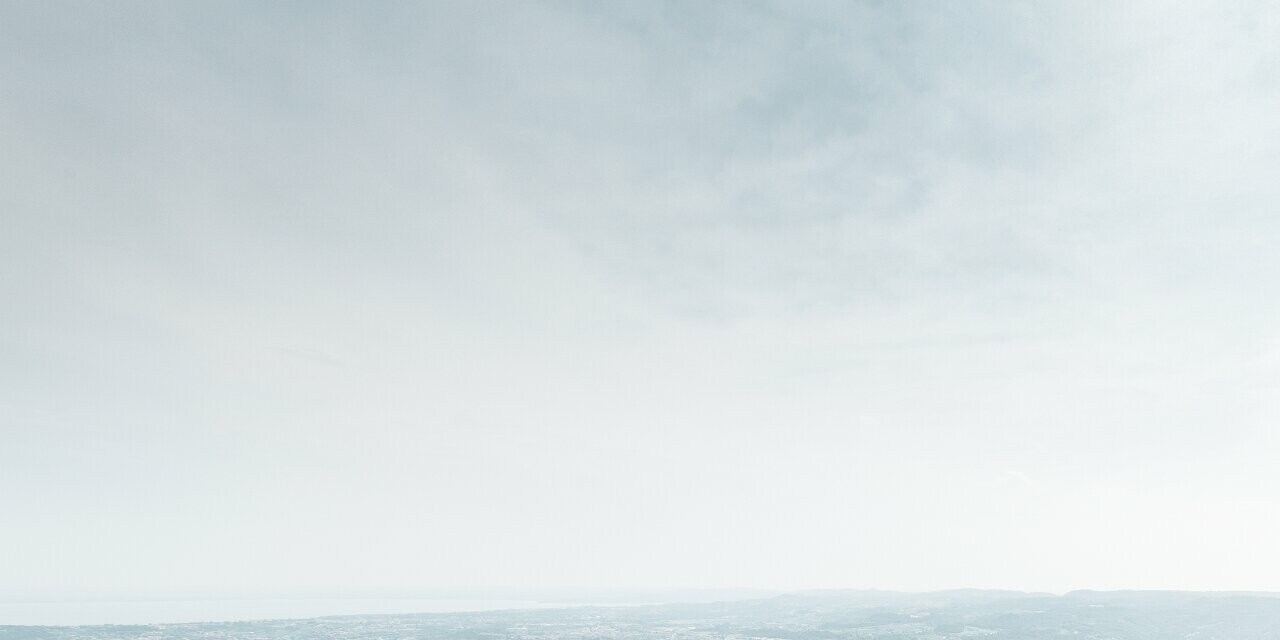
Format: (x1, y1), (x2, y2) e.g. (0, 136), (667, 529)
(4, 1), (1280, 598)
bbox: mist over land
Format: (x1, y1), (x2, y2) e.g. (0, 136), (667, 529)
(7, 591), (1280, 640)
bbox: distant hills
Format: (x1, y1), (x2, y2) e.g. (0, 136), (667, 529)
(6, 589), (1280, 640)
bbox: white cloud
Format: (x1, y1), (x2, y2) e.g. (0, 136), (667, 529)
(3, 0), (1280, 598)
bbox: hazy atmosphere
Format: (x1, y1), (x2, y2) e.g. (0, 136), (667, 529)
(5, 0), (1280, 608)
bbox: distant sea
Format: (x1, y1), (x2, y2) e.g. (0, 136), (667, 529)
(0, 598), (588, 627)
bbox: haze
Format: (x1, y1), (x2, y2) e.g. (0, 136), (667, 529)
(3, 0), (1280, 602)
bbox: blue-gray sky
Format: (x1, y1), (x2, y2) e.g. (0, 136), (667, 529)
(4, 0), (1280, 600)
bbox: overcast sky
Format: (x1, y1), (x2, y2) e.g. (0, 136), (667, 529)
(4, 0), (1280, 600)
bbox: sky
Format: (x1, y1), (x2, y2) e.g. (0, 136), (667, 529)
(4, 0), (1280, 601)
